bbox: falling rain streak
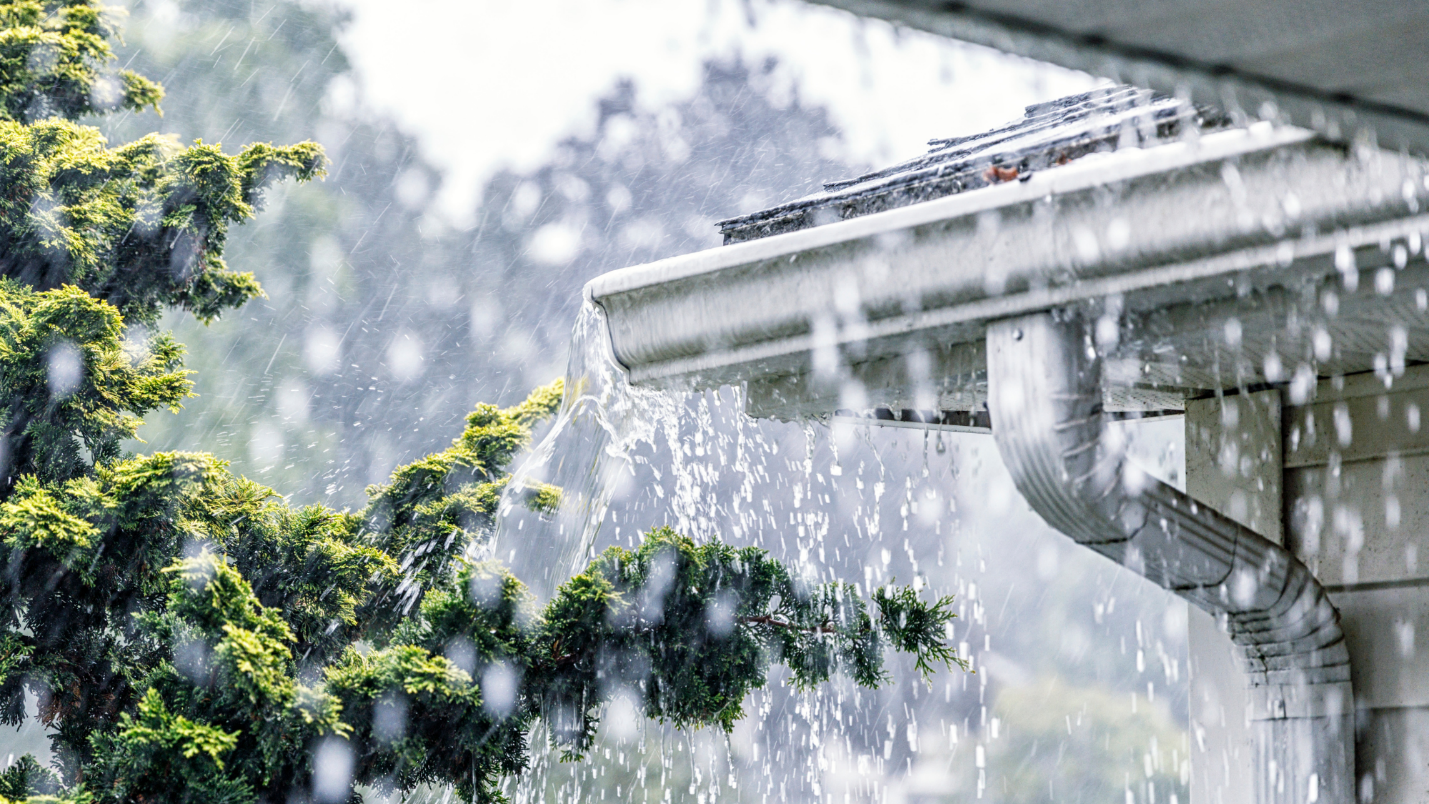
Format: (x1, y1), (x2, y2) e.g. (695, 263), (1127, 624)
(475, 291), (1193, 803)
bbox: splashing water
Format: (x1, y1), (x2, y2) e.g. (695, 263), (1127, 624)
(478, 300), (1192, 804)
(490, 300), (681, 601)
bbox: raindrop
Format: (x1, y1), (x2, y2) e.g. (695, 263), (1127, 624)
(705, 591), (738, 637)
(1073, 227), (1100, 263)
(1333, 403), (1353, 447)
(1281, 192), (1302, 219)
(1106, 218), (1131, 251)
(46, 341), (81, 398)
(1096, 314), (1120, 348)
(1376, 267), (1395, 295)
(1223, 318), (1242, 347)
(1313, 329), (1332, 361)
(373, 693), (407, 744)
(606, 184), (633, 215)
(1289, 365), (1316, 405)
(482, 661), (519, 719)
(312, 738), (353, 803)
(528, 222), (584, 266)
(1263, 352), (1284, 382)
(606, 689), (640, 742)
(303, 324), (341, 375)
(385, 329), (425, 383)
(1335, 244), (1358, 290)
(445, 638), (476, 676)
(1230, 569), (1258, 608)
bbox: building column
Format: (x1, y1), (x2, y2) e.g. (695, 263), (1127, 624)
(1185, 389), (1282, 804)
(1284, 368), (1429, 803)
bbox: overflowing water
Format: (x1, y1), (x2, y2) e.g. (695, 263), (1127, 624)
(491, 301), (681, 600)
(481, 300), (1192, 804)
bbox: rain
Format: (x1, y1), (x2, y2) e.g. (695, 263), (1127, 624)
(0, 0), (1424, 803)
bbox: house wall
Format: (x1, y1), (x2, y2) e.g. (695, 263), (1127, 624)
(1187, 369), (1429, 804)
(1284, 368), (1429, 803)
(1186, 390), (1279, 804)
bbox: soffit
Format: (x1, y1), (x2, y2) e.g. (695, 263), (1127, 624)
(807, 0), (1429, 153)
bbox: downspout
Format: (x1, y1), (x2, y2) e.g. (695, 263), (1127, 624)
(986, 312), (1353, 804)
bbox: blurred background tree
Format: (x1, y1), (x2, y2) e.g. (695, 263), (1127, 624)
(109, 0), (851, 512)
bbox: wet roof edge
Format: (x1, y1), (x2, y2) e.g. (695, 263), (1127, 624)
(586, 125), (1429, 393)
(585, 125), (1312, 302)
(807, 0), (1429, 154)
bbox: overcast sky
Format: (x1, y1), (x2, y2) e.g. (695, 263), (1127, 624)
(333, 0), (1099, 221)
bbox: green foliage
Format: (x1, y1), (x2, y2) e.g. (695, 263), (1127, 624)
(0, 4), (969, 803)
(531, 529), (958, 757)
(0, 0), (326, 330)
(85, 552), (347, 803)
(0, 116), (323, 326)
(874, 584), (967, 680)
(0, 0), (162, 123)
(0, 282), (190, 490)
(0, 754), (60, 800)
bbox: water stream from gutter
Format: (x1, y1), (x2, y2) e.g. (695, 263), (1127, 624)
(490, 300), (683, 601)
(483, 298), (1191, 804)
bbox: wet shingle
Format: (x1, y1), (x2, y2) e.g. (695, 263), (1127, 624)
(718, 85), (1226, 244)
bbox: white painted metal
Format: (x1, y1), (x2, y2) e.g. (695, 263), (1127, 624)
(589, 126), (1317, 385)
(586, 127), (1429, 416)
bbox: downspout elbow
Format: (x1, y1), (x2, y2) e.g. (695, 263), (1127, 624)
(986, 312), (1353, 804)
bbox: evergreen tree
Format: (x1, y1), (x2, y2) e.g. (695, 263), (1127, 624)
(0, 4), (963, 802)
(101, 0), (453, 507)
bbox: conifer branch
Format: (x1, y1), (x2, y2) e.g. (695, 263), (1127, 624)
(738, 615), (839, 634)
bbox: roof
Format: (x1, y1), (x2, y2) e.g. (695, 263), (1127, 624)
(806, 0), (1429, 154)
(589, 115), (1429, 418)
(718, 85), (1219, 243)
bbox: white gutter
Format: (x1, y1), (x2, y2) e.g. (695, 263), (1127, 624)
(987, 312), (1352, 804)
(585, 126), (1427, 400)
(589, 126), (1313, 298)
